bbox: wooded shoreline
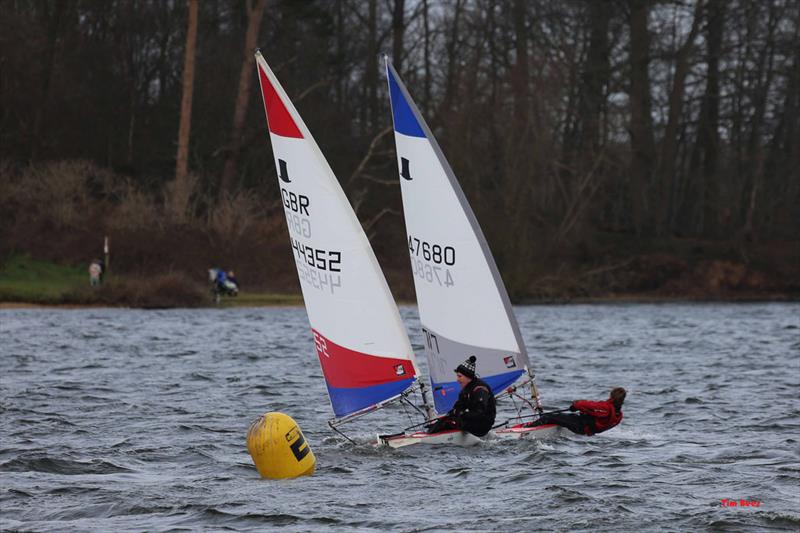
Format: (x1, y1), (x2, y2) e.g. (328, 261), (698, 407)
(2, 293), (796, 310)
(2, 2), (798, 310)
(2, 247), (796, 309)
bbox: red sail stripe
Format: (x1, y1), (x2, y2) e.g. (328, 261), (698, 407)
(312, 329), (415, 389)
(257, 63), (303, 138)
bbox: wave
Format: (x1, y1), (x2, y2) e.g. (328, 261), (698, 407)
(0, 455), (132, 475)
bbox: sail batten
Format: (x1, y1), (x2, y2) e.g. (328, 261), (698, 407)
(255, 52), (419, 420)
(386, 59), (532, 414)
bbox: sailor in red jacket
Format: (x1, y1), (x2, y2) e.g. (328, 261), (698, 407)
(528, 387), (626, 435)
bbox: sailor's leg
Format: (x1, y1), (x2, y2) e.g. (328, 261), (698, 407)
(461, 418), (492, 437)
(426, 416), (461, 434)
(542, 413), (591, 435)
(525, 413), (555, 427)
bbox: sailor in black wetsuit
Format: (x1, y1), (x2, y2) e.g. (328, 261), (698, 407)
(426, 356), (496, 437)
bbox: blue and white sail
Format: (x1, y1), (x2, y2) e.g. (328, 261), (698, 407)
(385, 58), (532, 414)
(255, 51), (420, 420)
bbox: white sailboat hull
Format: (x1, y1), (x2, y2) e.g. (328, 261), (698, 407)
(493, 423), (563, 440)
(378, 423), (563, 448)
(378, 429), (484, 449)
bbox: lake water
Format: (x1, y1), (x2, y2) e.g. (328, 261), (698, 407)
(1, 304), (798, 531)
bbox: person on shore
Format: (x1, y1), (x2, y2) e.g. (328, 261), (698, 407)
(527, 387), (626, 435)
(89, 260), (103, 286)
(426, 356), (496, 437)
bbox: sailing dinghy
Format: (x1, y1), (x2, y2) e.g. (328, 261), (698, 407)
(254, 51), (434, 442)
(382, 58), (561, 444)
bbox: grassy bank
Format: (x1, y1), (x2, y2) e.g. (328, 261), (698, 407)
(224, 292), (302, 306)
(0, 256), (302, 308)
(0, 256), (86, 303)
(2, 252), (797, 309)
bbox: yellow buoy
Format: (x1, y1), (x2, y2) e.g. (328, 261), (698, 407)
(246, 412), (316, 479)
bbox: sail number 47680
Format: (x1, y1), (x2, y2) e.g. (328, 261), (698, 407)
(408, 235), (455, 287)
(408, 236), (455, 265)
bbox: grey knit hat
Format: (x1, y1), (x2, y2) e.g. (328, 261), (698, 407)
(455, 355), (477, 379)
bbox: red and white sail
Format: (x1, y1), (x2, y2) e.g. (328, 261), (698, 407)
(255, 51), (419, 419)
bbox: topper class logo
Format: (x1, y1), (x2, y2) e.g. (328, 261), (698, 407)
(278, 159), (291, 183)
(313, 331), (329, 357)
(400, 157), (412, 180)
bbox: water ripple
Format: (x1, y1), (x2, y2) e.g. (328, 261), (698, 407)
(1, 303), (798, 531)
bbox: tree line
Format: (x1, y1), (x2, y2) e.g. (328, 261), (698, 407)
(1, 0), (797, 291)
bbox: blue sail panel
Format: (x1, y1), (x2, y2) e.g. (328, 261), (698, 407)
(312, 329), (418, 418)
(326, 378), (416, 418)
(430, 369), (525, 414)
(387, 69), (426, 138)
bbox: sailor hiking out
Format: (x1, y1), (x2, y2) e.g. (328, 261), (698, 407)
(527, 387), (626, 436)
(426, 356), (496, 437)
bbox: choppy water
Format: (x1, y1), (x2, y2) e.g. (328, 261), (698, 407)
(1, 304), (799, 532)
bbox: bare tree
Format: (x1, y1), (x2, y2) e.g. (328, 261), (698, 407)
(555, 0), (612, 243)
(739, 1), (780, 240)
(366, 0), (378, 129)
(761, 4), (800, 237)
(422, 0), (431, 113)
(172, 0), (199, 218)
(685, 0), (725, 237)
(392, 0), (406, 73)
(219, 0), (268, 200)
(655, 0), (704, 235)
(30, 1), (66, 161)
(627, 0), (657, 234)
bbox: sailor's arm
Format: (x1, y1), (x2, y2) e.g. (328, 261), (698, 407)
(571, 399), (611, 417)
(460, 387), (491, 422)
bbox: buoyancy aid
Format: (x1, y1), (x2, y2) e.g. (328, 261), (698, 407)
(572, 399), (623, 435)
(450, 378), (497, 436)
